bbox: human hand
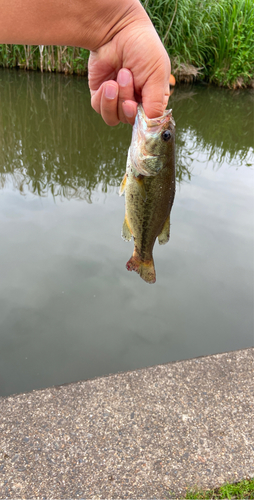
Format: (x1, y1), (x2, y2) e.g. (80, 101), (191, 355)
(88, 3), (171, 126)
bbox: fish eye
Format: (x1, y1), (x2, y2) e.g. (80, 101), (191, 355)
(161, 130), (171, 142)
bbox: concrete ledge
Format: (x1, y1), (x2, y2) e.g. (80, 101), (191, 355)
(0, 348), (253, 498)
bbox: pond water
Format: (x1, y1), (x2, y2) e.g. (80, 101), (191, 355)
(0, 70), (253, 397)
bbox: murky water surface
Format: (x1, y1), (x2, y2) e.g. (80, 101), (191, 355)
(0, 70), (253, 397)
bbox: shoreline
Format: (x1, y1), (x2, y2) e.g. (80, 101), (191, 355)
(1, 45), (254, 90)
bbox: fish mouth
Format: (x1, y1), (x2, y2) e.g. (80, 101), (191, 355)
(130, 104), (175, 176)
(136, 104), (174, 148)
(137, 104), (173, 130)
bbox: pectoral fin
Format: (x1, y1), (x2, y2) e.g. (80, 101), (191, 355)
(121, 215), (132, 241)
(119, 173), (127, 196)
(158, 215), (170, 245)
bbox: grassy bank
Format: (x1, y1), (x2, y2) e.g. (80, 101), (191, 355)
(0, 0), (253, 88)
(0, 45), (89, 76)
(146, 0), (254, 88)
(185, 477), (254, 499)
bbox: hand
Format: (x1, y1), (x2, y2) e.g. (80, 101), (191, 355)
(88, 6), (171, 126)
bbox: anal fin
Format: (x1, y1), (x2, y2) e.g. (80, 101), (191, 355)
(122, 215), (132, 241)
(158, 215), (170, 245)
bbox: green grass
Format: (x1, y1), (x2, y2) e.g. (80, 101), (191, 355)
(185, 478), (254, 499)
(142, 0), (254, 87)
(209, 0), (254, 87)
(0, 0), (253, 87)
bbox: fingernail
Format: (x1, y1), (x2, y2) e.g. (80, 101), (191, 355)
(118, 69), (131, 87)
(105, 84), (117, 99)
(124, 107), (134, 118)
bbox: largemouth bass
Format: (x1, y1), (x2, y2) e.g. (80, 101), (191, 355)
(120, 105), (175, 284)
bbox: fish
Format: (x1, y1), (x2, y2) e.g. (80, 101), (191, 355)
(120, 104), (175, 284)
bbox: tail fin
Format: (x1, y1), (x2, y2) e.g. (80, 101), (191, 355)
(126, 255), (156, 284)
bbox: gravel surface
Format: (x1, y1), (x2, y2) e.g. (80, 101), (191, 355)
(0, 348), (253, 498)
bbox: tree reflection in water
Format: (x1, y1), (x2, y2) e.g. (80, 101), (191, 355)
(0, 71), (253, 200)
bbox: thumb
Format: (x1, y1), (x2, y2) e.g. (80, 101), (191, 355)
(141, 59), (171, 119)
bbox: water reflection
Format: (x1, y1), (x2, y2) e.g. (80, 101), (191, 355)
(0, 70), (253, 396)
(1, 71), (252, 201)
(0, 71), (129, 200)
(171, 86), (254, 170)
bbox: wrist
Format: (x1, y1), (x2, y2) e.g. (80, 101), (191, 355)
(80, 0), (149, 51)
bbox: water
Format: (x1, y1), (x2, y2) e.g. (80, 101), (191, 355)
(0, 70), (253, 397)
